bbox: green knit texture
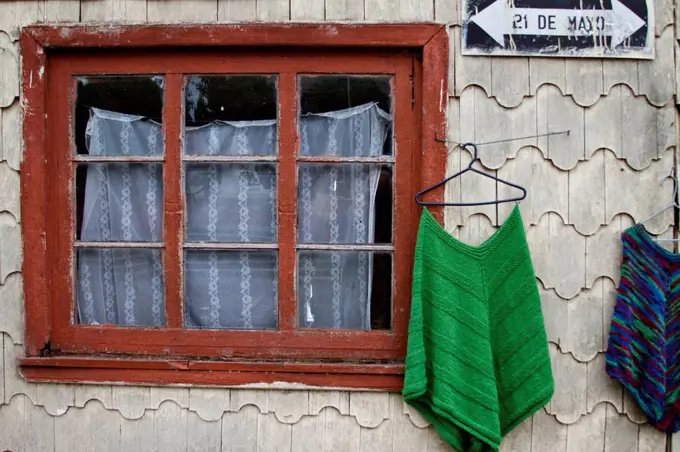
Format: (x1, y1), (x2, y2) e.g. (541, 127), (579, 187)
(403, 205), (554, 452)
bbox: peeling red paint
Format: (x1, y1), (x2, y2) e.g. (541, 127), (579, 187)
(20, 23), (448, 389)
(25, 23), (442, 49)
(164, 73), (184, 329)
(21, 30), (50, 356)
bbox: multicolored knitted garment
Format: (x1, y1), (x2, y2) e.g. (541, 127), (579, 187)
(606, 224), (680, 433)
(403, 205), (554, 451)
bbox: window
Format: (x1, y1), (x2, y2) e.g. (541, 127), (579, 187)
(20, 24), (448, 389)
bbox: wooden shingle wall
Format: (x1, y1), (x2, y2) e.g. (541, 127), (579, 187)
(0, 0), (678, 450)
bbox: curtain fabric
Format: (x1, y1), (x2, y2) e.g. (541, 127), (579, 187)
(77, 103), (391, 330)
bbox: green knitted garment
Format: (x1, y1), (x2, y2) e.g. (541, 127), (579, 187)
(403, 205), (554, 451)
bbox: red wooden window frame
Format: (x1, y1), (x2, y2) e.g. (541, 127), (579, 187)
(19, 24), (448, 390)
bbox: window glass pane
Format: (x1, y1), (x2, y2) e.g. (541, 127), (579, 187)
(76, 248), (165, 327)
(299, 76), (392, 156)
(297, 164), (392, 245)
(297, 251), (391, 330)
(75, 76), (164, 156)
(184, 250), (278, 329)
(185, 163), (277, 243)
(76, 163), (163, 242)
(185, 76), (277, 156)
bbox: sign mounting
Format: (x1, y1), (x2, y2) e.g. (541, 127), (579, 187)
(462, 0), (654, 59)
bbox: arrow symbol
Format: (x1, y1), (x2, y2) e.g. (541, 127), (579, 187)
(469, 0), (645, 49)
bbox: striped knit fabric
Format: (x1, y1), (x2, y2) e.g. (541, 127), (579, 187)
(403, 205), (554, 451)
(606, 224), (680, 433)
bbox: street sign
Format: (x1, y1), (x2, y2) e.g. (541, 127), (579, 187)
(462, 0), (654, 59)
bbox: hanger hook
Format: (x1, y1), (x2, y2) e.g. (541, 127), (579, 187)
(461, 142), (478, 163)
(661, 167), (679, 204)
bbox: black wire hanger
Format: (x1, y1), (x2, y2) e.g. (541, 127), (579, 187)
(638, 166), (679, 242)
(414, 142), (527, 207)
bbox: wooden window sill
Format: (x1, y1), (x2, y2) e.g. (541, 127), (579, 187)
(20, 357), (405, 390)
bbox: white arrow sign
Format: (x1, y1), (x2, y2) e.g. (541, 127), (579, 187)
(470, 0), (645, 49)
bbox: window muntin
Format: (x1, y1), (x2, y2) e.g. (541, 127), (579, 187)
(296, 163), (393, 330)
(295, 75), (394, 330)
(73, 71), (397, 332)
(74, 77), (167, 327)
(40, 49), (418, 362)
(181, 76), (280, 331)
(21, 24), (447, 390)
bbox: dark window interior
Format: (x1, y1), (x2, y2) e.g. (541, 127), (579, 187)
(185, 75), (277, 125)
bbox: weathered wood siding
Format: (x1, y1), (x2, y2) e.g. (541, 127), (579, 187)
(0, 0), (679, 450)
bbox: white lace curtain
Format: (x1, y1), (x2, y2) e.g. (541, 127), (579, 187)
(77, 103), (391, 330)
